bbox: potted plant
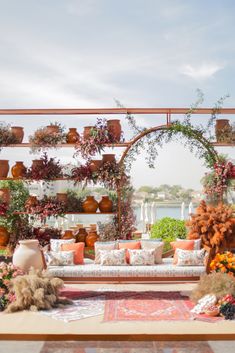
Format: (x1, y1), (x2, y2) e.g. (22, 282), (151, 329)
(29, 122), (66, 153)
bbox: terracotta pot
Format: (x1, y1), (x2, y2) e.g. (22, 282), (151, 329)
(83, 126), (94, 140)
(82, 196), (99, 213)
(11, 161), (26, 178)
(25, 195), (38, 208)
(0, 188), (10, 205)
(31, 159), (44, 171)
(66, 128), (80, 143)
(45, 125), (60, 134)
(99, 196), (113, 213)
(75, 227), (88, 243)
(62, 230), (74, 240)
(107, 119), (122, 141)
(12, 239), (44, 272)
(85, 231), (99, 247)
(89, 160), (102, 172)
(11, 126), (24, 143)
(0, 226), (10, 246)
(215, 119), (230, 130)
(102, 154), (116, 164)
(0, 160), (9, 178)
(56, 193), (68, 204)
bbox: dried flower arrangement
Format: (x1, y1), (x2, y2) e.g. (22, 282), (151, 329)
(187, 200), (235, 253)
(0, 123), (18, 151)
(26, 153), (63, 181)
(0, 262), (23, 311)
(29, 122), (66, 153)
(25, 196), (65, 222)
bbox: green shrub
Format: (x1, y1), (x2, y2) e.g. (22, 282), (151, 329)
(150, 217), (187, 252)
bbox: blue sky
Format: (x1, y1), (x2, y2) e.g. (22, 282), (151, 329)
(0, 0), (234, 189)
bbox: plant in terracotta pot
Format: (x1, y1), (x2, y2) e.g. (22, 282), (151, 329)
(26, 153), (63, 181)
(25, 196), (66, 222)
(71, 163), (93, 185)
(29, 122), (66, 153)
(0, 123), (18, 151)
(10, 126), (24, 143)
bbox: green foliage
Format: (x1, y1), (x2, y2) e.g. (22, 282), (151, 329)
(150, 217), (187, 252)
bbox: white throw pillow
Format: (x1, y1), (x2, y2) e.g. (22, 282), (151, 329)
(94, 241), (117, 264)
(140, 240), (164, 264)
(175, 248), (206, 266)
(176, 238), (201, 250)
(46, 251), (75, 266)
(99, 249), (126, 266)
(129, 249), (155, 266)
(50, 238), (75, 252)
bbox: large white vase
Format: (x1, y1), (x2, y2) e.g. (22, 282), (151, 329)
(13, 239), (44, 273)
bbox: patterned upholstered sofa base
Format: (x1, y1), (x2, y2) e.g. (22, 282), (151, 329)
(48, 258), (206, 282)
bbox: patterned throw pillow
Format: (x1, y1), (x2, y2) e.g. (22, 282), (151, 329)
(170, 240), (195, 264)
(118, 241), (141, 264)
(50, 238), (75, 252)
(61, 242), (85, 265)
(99, 249), (126, 266)
(94, 241), (117, 264)
(46, 251), (75, 266)
(140, 240), (164, 264)
(129, 249), (155, 266)
(175, 248), (206, 266)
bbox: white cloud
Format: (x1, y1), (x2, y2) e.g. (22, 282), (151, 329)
(180, 63), (223, 80)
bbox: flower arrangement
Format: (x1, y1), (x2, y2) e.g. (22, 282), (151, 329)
(0, 262), (23, 311)
(0, 201), (8, 217)
(33, 227), (62, 247)
(0, 123), (18, 151)
(29, 122), (66, 153)
(26, 153), (63, 181)
(187, 200), (235, 253)
(71, 163), (93, 185)
(210, 252), (235, 276)
(25, 196), (65, 221)
(97, 161), (125, 189)
(66, 190), (84, 213)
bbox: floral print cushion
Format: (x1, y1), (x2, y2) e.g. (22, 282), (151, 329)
(50, 238), (75, 252)
(175, 248), (206, 266)
(129, 249), (155, 266)
(140, 240), (164, 264)
(94, 241), (117, 264)
(99, 249), (126, 266)
(46, 251), (75, 266)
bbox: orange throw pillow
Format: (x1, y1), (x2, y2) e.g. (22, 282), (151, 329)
(170, 240), (195, 264)
(61, 242), (84, 265)
(118, 241), (141, 264)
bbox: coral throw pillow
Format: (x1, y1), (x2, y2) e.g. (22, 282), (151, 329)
(118, 241), (141, 263)
(61, 242), (85, 265)
(170, 240), (195, 264)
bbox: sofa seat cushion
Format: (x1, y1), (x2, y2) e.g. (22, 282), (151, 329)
(47, 258), (206, 278)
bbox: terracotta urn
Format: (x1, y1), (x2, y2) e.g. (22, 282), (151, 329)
(25, 195), (38, 208)
(0, 226), (10, 246)
(10, 126), (24, 143)
(89, 160), (102, 173)
(31, 159), (44, 171)
(107, 119), (122, 141)
(83, 126), (94, 140)
(66, 128), (80, 143)
(56, 193), (68, 204)
(45, 125), (60, 134)
(0, 188), (10, 205)
(85, 231), (99, 247)
(215, 119), (231, 141)
(75, 227), (88, 243)
(98, 196), (113, 213)
(12, 239), (44, 273)
(11, 161), (26, 178)
(62, 230), (74, 240)
(0, 160), (9, 178)
(102, 154), (116, 164)
(82, 196), (99, 213)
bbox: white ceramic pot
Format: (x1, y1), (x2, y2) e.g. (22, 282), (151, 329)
(13, 239), (44, 273)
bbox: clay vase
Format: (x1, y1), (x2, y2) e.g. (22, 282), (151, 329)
(62, 230), (74, 240)
(102, 154), (116, 164)
(0, 188), (10, 205)
(45, 125), (60, 134)
(85, 231), (99, 247)
(11, 161), (26, 178)
(215, 119), (231, 141)
(25, 195), (38, 208)
(75, 227), (88, 243)
(83, 126), (94, 140)
(89, 160), (102, 173)
(0, 226), (10, 246)
(12, 239), (44, 273)
(0, 160), (9, 178)
(56, 193), (68, 205)
(66, 128), (80, 143)
(82, 196), (99, 213)
(31, 159), (44, 171)
(11, 126), (24, 143)
(107, 119), (122, 142)
(99, 196), (113, 213)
